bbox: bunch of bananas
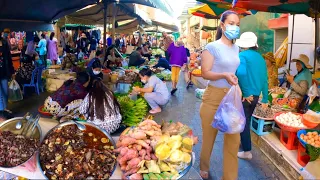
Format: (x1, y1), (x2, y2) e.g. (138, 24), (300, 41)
(117, 96), (149, 127)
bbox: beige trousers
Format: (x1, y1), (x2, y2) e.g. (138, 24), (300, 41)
(200, 85), (240, 180)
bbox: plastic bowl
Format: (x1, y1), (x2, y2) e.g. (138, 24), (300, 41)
(38, 105), (53, 117)
(302, 114), (320, 128)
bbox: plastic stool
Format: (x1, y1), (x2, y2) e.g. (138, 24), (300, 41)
(297, 142), (310, 167)
(280, 129), (299, 150)
(250, 116), (275, 136)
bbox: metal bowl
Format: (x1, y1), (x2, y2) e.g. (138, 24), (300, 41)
(0, 117), (42, 168)
(37, 121), (117, 179)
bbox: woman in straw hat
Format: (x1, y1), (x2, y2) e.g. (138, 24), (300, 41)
(263, 52), (279, 88)
(285, 54), (312, 100)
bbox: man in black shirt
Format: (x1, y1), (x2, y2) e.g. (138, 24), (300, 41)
(128, 47), (145, 67)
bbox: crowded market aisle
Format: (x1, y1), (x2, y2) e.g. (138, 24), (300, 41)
(7, 75), (286, 180)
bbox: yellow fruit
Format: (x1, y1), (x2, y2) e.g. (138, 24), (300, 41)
(155, 143), (171, 160)
(182, 152), (192, 163)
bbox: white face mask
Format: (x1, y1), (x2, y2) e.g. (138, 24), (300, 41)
(141, 79), (147, 84)
(93, 70), (101, 75)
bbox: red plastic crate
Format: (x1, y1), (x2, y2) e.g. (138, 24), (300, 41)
(297, 142), (310, 167)
(280, 129), (299, 150)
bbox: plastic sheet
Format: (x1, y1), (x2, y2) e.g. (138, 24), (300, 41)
(212, 85), (246, 134)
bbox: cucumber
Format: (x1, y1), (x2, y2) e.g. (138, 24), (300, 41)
(143, 174), (150, 180)
(155, 174), (163, 180)
(148, 173), (158, 180)
(162, 172), (173, 179)
(159, 173), (169, 180)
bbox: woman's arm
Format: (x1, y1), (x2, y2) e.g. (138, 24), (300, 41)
(201, 50), (226, 81)
(136, 86), (153, 93)
(291, 80), (309, 96)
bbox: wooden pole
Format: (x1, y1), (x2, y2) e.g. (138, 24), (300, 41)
(314, 13), (318, 74)
(112, 2), (116, 44)
(103, 0), (108, 57)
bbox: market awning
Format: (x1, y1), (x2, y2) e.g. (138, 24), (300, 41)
(151, 21), (179, 32)
(119, 0), (174, 17)
(0, 0), (97, 22)
(59, 3), (149, 26)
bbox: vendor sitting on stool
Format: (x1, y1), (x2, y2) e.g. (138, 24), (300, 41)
(133, 68), (170, 114)
(274, 54), (313, 109)
(153, 54), (171, 70)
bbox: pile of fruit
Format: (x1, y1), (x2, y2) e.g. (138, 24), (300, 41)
(300, 132), (320, 148)
(116, 96), (148, 127)
(192, 69), (201, 76)
(114, 119), (197, 180)
(275, 112), (307, 128)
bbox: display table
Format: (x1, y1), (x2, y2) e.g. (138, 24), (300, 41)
(44, 69), (76, 92)
(0, 118), (201, 179)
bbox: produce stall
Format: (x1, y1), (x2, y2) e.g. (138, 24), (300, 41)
(249, 84), (320, 178)
(0, 117), (200, 180)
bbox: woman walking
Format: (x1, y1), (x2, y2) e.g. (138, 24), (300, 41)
(235, 32), (269, 160)
(47, 32), (58, 65)
(37, 34), (47, 68)
(167, 41), (188, 95)
(199, 11), (241, 180)
(0, 35), (15, 119)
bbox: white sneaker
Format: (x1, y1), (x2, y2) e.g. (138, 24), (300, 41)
(237, 151), (253, 160)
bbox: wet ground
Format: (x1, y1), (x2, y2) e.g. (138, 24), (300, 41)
(8, 75), (287, 180)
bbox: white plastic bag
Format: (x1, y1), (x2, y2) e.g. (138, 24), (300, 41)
(8, 80), (23, 102)
(212, 85), (246, 134)
(308, 83), (319, 105)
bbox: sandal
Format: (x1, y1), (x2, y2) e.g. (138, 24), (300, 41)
(200, 170), (209, 179)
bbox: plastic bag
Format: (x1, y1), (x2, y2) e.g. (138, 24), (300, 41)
(8, 80), (23, 102)
(308, 83), (319, 105)
(212, 85), (246, 134)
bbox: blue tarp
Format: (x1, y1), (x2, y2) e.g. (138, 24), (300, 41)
(0, 0), (98, 22)
(0, 21), (54, 32)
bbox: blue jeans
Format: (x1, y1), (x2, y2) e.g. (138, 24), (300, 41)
(144, 92), (168, 109)
(0, 79), (8, 111)
(240, 95), (259, 152)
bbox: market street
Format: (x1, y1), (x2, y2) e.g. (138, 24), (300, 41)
(8, 75), (287, 180)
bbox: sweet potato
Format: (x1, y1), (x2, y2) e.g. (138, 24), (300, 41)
(139, 149), (147, 159)
(136, 140), (151, 151)
(139, 120), (158, 127)
(119, 149), (138, 164)
(124, 167), (139, 177)
(129, 173), (143, 180)
(120, 147), (129, 156)
(144, 155), (151, 160)
(130, 131), (147, 140)
(126, 158), (141, 171)
(151, 154), (158, 160)
(118, 137), (137, 147)
(134, 144), (142, 151)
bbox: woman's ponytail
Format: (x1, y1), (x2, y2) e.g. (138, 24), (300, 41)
(215, 26), (223, 40)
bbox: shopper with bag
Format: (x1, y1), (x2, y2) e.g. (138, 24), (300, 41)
(0, 34), (15, 119)
(199, 11), (241, 180)
(235, 32), (269, 160)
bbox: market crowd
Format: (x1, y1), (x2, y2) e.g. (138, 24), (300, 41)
(0, 9), (316, 179)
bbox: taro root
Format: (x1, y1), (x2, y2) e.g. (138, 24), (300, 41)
(0, 131), (39, 167)
(40, 124), (116, 179)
